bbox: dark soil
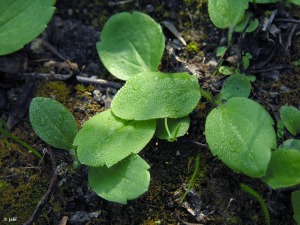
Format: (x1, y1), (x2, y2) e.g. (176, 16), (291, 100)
(1, 1), (300, 225)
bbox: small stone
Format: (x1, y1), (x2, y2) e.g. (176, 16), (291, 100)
(76, 187), (84, 198)
(206, 58), (217, 67)
(93, 90), (102, 102)
(67, 9), (73, 16)
(89, 211), (101, 218)
(69, 211), (89, 224)
(58, 178), (66, 187)
(279, 85), (289, 92)
(146, 4), (154, 13)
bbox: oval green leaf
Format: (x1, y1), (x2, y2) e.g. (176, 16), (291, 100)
(0, 0), (55, 55)
(205, 97), (276, 178)
(155, 116), (190, 141)
(290, 0), (300, 5)
(234, 11), (258, 33)
(29, 97), (78, 150)
(262, 148), (300, 189)
(74, 109), (155, 167)
(280, 105), (300, 136)
(292, 190), (300, 224)
(89, 154), (150, 204)
(97, 11), (165, 81)
(111, 72), (201, 120)
(215, 74), (251, 103)
(208, 0), (248, 29)
(219, 66), (234, 76)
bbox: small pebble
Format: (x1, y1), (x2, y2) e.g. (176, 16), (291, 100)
(69, 211), (89, 224)
(67, 8), (73, 16)
(93, 90), (102, 102)
(89, 211), (101, 218)
(146, 4), (154, 13)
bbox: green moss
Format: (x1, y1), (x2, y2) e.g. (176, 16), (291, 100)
(227, 216), (241, 224)
(0, 172), (51, 223)
(183, 0), (207, 9)
(187, 41), (200, 53)
(35, 81), (70, 104)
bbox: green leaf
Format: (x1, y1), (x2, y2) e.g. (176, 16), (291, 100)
(219, 66), (234, 76)
(280, 105), (300, 136)
(29, 97), (78, 150)
(216, 46), (227, 57)
(292, 190), (300, 224)
(155, 116), (190, 141)
(234, 11), (258, 33)
(246, 75), (256, 82)
(89, 154), (150, 204)
(205, 97), (276, 177)
(111, 72), (201, 120)
(290, 0), (300, 5)
(208, 0), (248, 29)
(97, 11), (165, 81)
(215, 74), (251, 103)
(279, 139), (300, 150)
(262, 147), (300, 189)
(74, 109), (155, 167)
(0, 0), (55, 55)
(240, 184), (270, 225)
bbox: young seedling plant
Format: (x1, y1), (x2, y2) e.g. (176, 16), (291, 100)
(208, 0), (300, 47)
(30, 12), (201, 204)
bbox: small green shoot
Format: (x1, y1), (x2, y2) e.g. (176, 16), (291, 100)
(0, 117), (42, 159)
(208, 0), (248, 45)
(216, 46), (227, 57)
(240, 183), (270, 225)
(155, 117), (190, 142)
(215, 74), (251, 103)
(279, 105), (300, 136)
(180, 154), (200, 204)
(234, 11), (258, 33)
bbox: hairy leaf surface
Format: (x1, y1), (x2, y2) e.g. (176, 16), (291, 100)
(205, 97), (276, 177)
(74, 109), (155, 167)
(112, 72), (201, 120)
(97, 12), (165, 80)
(0, 0), (55, 55)
(29, 97), (78, 150)
(280, 105), (300, 135)
(215, 74), (251, 103)
(208, 0), (248, 29)
(89, 154), (150, 204)
(262, 146), (300, 189)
